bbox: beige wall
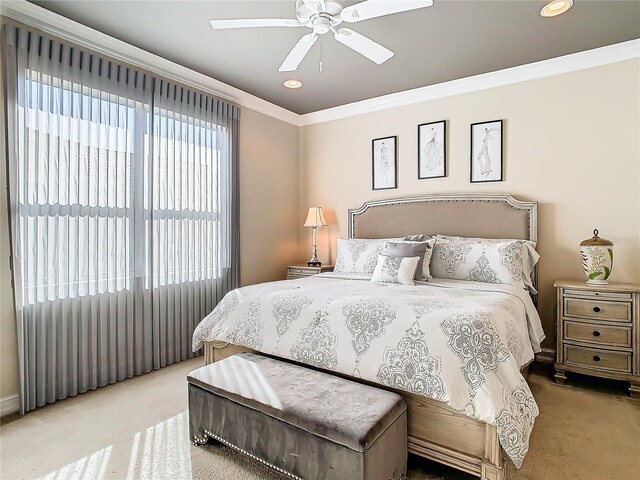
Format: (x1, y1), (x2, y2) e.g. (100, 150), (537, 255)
(299, 59), (640, 349)
(240, 108), (300, 286)
(0, 104), (300, 404)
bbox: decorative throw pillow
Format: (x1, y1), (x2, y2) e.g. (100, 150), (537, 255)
(334, 238), (401, 274)
(371, 255), (420, 285)
(430, 239), (533, 289)
(386, 239), (436, 280)
(435, 235), (539, 292)
(384, 242), (428, 280)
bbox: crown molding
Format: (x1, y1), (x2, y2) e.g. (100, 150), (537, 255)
(298, 39), (640, 126)
(1, 1), (638, 128)
(0, 0), (301, 126)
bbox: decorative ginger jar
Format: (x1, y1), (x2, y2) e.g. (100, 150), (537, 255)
(580, 229), (614, 284)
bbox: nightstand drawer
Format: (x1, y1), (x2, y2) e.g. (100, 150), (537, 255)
(564, 321), (632, 348)
(563, 289), (633, 301)
(288, 273), (310, 280)
(564, 298), (632, 323)
(288, 268), (314, 276)
(563, 344), (632, 373)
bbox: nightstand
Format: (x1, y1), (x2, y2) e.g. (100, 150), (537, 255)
(287, 265), (334, 280)
(554, 280), (640, 398)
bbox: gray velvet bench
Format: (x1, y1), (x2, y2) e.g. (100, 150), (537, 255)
(188, 352), (407, 480)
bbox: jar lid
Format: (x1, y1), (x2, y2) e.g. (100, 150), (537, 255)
(580, 229), (613, 246)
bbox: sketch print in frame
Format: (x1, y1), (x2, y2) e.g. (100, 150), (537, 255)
(418, 120), (446, 179)
(470, 119), (503, 183)
(372, 136), (397, 190)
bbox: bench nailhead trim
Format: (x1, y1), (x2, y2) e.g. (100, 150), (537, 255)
(193, 430), (303, 480)
(193, 430), (407, 480)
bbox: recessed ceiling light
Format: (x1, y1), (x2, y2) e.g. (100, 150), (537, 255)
(540, 0), (573, 17)
(284, 80), (303, 89)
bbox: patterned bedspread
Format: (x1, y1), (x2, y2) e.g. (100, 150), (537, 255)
(192, 274), (545, 467)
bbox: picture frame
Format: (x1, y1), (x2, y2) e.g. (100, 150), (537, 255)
(418, 120), (446, 179)
(372, 136), (398, 190)
(470, 119), (503, 183)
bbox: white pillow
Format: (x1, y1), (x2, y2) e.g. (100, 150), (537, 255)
(435, 235), (539, 292)
(334, 238), (401, 274)
(430, 239), (534, 289)
(393, 238), (437, 280)
(371, 255), (420, 285)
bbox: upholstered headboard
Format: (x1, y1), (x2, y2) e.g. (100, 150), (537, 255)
(348, 193), (538, 294)
(348, 193), (537, 242)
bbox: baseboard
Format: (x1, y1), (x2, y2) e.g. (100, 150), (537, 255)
(0, 394), (20, 417)
(535, 348), (556, 364)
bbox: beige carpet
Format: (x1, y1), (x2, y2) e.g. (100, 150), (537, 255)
(1, 358), (638, 480)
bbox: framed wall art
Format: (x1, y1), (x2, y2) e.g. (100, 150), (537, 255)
(470, 119), (503, 183)
(418, 120), (446, 179)
(372, 136), (398, 190)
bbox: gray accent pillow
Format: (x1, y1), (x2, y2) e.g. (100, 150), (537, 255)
(402, 234), (433, 242)
(384, 241), (429, 280)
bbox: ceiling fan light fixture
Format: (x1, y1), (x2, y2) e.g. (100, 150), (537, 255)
(312, 16), (332, 35)
(540, 0), (573, 17)
(284, 79), (303, 89)
(313, 24), (330, 35)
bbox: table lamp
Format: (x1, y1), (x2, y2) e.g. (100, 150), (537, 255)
(304, 206), (328, 266)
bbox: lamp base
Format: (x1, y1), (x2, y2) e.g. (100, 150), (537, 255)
(307, 227), (322, 267)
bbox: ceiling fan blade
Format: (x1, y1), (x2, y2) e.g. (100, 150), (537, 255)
(209, 18), (303, 29)
(278, 33), (318, 72)
(340, 0), (433, 23)
(303, 0), (326, 12)
(334, 28), (394, 65)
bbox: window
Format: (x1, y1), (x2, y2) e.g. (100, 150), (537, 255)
(151, 110), (222, 287)
(17, 73), (225, 304)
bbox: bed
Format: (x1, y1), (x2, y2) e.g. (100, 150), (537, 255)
(194, 193), (541, 480)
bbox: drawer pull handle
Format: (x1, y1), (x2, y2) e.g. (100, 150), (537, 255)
(593, 355), (601, 362)
(593, 331), (601, 337)
(592, 306), (601, 313)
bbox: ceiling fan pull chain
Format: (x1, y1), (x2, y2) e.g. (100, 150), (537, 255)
(319, 38), (323, 72)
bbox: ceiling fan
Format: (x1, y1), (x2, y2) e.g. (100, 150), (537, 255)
(210, 0), (434, 72)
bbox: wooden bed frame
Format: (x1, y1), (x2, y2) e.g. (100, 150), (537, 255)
(204, 193), (538, 480)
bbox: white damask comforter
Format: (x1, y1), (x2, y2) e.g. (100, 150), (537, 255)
(192, 274), (546, 467)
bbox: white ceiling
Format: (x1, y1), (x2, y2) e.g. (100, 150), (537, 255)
(26, 0), (640, 114)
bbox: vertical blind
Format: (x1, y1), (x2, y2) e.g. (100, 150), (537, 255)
(2, 24), (240, 413)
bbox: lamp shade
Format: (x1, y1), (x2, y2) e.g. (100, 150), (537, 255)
(304, 206), (328, 227)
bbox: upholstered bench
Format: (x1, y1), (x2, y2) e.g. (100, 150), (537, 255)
(188, 352), (407, 480)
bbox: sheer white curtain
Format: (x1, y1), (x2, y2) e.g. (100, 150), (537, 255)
(3, 24), (240, 413)
(151, 81), (239, 368)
